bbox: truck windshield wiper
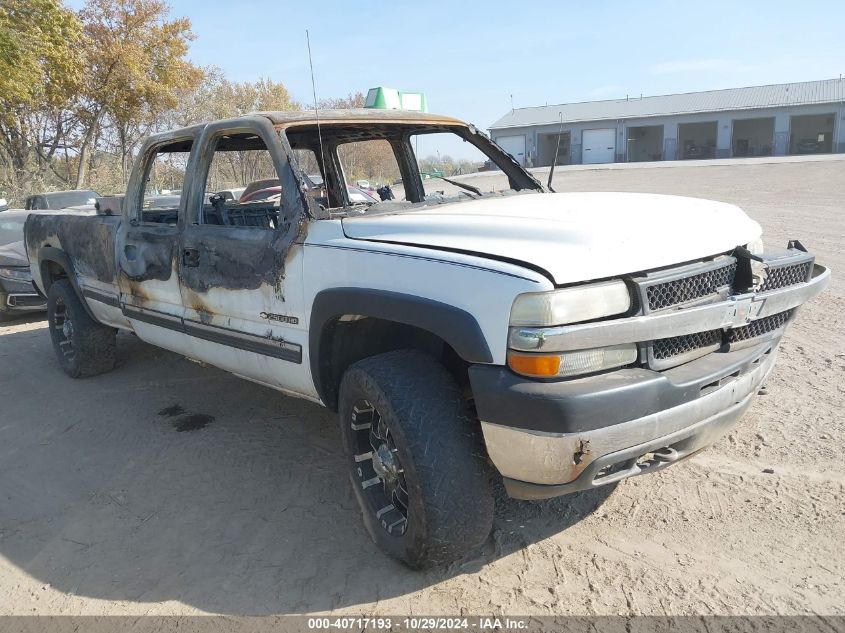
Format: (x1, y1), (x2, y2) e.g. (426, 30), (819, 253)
(434, 176), (482, 198)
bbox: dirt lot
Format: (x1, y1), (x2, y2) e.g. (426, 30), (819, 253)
(1, 158), (843, 617)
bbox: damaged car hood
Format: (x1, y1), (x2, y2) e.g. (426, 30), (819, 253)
(341, 192), (762, 284)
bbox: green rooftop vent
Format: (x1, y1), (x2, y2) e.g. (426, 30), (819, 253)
(364, 87), (428, 112)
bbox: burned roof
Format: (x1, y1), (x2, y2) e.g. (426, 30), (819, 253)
(147, 109), (470, 151)
(255, 108), (466, 128)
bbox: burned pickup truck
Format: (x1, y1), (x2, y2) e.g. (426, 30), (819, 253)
(25, 109), (829, 568)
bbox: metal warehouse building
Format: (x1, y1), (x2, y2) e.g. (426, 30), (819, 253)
(489, 78), (845, 166)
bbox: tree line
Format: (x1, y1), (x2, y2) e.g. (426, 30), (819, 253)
(0, 0), (353, 204)
(0, 0), (480, 206)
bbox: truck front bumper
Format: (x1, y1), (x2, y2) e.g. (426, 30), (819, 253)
(0, 279), (46, 315)
(472, 342), (776, 499)
(470, 259), (829, 501)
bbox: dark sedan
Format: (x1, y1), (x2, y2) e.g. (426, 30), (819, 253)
(795, 138), (823, 154)
(0, 207), (95, 320)
(24, 189), (98, 211)
(0, 239), (43, 320)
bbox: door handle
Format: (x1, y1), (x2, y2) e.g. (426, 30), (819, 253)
(183, 248), (200, 267)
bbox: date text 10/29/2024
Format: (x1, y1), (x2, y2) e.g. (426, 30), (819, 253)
(307, 617), (529, 630)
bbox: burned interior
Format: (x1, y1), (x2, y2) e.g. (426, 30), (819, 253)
(281, 120), (543, 215)
(130, 113), (544, 234)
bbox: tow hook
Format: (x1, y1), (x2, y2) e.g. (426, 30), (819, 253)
(653, 447), (680, 463)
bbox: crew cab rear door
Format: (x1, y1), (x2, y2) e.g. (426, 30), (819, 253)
(177, 117), (312, 397)
(116, 134), (196, 354)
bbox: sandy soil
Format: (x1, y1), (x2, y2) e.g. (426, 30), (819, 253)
(0, 158), (843, 616)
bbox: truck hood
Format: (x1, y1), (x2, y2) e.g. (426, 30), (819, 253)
(342, 192), (762, 284)
(0, 240), (28, 267)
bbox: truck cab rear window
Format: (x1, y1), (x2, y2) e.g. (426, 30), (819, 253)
(139, 141), (192, 225)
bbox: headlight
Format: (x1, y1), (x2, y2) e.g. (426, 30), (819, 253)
(0, 267), (31, 282)
(508, 344), (638, 378)
(746, 237), (765, 256)
(510, 280), (631, 327)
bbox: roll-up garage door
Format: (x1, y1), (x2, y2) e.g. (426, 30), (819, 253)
(582, 128), (616, 164)
(495, 135), (526, 165)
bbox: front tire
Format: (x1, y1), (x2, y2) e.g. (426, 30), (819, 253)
(47, 279), (116, 378)
(338, 349), (494, 568)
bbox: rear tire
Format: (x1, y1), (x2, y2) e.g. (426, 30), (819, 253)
(47, 279), (116, 378)
(338, 349), (494, 569)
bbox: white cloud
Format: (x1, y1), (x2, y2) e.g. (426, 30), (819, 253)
(648, 58), (752, 75)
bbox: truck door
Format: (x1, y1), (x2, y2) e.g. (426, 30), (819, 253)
(177, 118), (313, 398)
(116, 135), (195, 354)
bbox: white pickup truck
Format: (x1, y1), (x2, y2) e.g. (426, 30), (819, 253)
(24, 109), (829, 568)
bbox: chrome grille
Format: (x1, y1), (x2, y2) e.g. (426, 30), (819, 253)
(652, 329), (722, 360)
(645, 261), (736, 311)
(759, 262), (811, 293)
(728, 310), (792, 343)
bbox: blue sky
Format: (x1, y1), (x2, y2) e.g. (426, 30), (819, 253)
(67, 0), (844, 154)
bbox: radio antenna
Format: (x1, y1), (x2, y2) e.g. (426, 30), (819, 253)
(547, 112), (564, 193)
(306, 29), (327, 181)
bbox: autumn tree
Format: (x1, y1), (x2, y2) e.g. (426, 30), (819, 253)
(317, 92), (402, 186)
(0, 0), (84, 195)
(318, 92), (366, 110)
(167, 69), (298, 126)
(165, 70), (299, 192)
(74, 0), (202, 187)
(0, 1), (378, 203)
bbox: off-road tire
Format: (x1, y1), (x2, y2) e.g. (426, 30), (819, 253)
(47, 279), (116, 378)
(338, 349), (494, 568)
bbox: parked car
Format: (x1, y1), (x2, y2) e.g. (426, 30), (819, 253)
(143, 194), (182, 209)
(24, 109), (830, 568)
(795, 138), (823, 154)
(240, 184), (282, 204)
(0, 209), (29, 247)
(347, 186), (379, 204)
(24, 189), (98, 211)
(0, 206), (95, 319)
(0, 239), (44, 320)
(682, 142), (714, 160)
(0, 197), (9, 212)
(214, 187), (246, 202)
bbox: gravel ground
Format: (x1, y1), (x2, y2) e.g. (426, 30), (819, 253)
(0, 158), (843, 617)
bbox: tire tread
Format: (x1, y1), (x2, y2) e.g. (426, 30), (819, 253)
(340, 349), (493, 568)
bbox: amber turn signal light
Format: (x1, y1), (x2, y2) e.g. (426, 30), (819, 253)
(507, 352), (561, 378)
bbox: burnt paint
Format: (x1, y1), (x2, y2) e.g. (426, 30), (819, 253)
(185, 289), (215, 324)
(175, 118), (308, 296)
(179, 226), (284, 294)
(118, 224), (178, 282)
(189, 292), (214, 325)
(173, 413), (214, 432)
(126, 279), (152, 303)
(25, 214), (119, 284)
(28, 115), (528, 320)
